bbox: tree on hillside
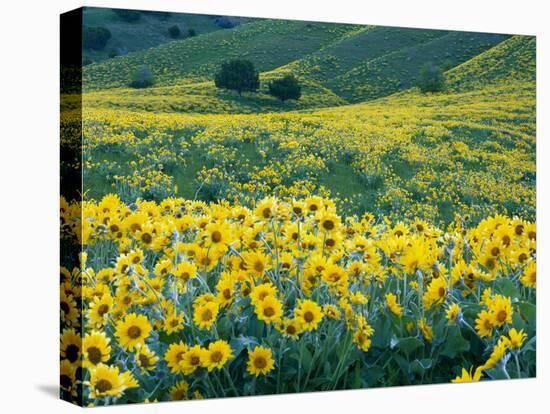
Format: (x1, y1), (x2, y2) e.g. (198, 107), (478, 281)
(129, 65), (155, 88)
(417, 63), (445, 93)
(214, 60), (259, 95)
(168, 25), (181, 39)
(83, 26), (112, 50)
(268, 75), (302, 102)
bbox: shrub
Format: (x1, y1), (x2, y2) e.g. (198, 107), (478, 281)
(129, 65), (155, 89)
(83, 26), (111, 50)
(168, 25), (181, 39)
(214, 59), (259, 95)
(214, 16), (239, 29)
(113, 9), (141, 22)
(417, 63), (445, 93)
(268, 75), (302, 102)
(188, 28), (197, 37)
(108, 48), (120, 58)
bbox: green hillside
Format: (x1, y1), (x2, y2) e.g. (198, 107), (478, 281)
(82, 75), (347, 114)
(277, 26), (449, 90)
(333, 31), (509, 102)
(82, 7), (251, 63)
(83, 19), (360, 90)
(82, 19), (515, 114)
(445, 35), (536, 91)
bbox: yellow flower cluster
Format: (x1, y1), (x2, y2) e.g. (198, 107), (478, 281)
(72, 74), (535, 224)
(60, 194), (536, 404)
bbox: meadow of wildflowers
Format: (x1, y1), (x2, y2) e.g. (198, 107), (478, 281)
(60, 9), (536, 406)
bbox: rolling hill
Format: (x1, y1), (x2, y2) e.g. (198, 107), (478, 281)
(82, 19), (361, 90)
(82, 7), (253, 63)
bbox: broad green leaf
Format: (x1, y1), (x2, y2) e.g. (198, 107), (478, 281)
(440, 325), (470, 359)
(516, 301), (536, 324)
(394, 336), (424, 356)
(495, 278), (520, 300)
(410, 358), (432, 376)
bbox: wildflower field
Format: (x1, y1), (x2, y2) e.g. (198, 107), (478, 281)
(60, 9), (536, 406)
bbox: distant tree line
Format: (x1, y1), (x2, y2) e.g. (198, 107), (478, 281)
(128, 58), (302, 103)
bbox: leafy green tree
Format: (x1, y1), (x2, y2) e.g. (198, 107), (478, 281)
(83, 26), (111, 50)
(417, 63), (445, 93)
(214, 60), (259, 95)
(168, 25), (181, 39)
(129, 65), (155, 89)
(268, 75), (302, 102)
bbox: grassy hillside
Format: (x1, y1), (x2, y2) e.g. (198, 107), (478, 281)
(82, 20), (515, 113)
(82, 7), (250, 63)
(334, 31), (509, 101)
(83, 19), (360, 90)
(278, 26), (448, 84)
(82, 75), (347, 114)
(445, 35), (536, 91)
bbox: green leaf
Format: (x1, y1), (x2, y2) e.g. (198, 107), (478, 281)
(394, 336), (424, 356)
(392, 354), (411, 377)
(372, 316), (391, 349)
(485, 366), (508, 380)
(410, 358), (432, 376)
(352, 361), (362, 388)
(363, 365), (385, 387)
(512, 312), (526, 331)
(440, 325), (470, 359)
(516, 301), (536, 325)
(495, 278), (520, 300)
(216, 316), (233, 337)
(301, 346), (313, 372)
(229, 335), (258, 357)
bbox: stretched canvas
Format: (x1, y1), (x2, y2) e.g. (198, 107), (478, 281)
(60, 6), (536, 406)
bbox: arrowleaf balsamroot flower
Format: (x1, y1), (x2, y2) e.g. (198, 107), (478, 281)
(247, 346), (275, 377)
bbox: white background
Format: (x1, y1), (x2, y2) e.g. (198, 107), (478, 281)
(1, 0), (548, 412)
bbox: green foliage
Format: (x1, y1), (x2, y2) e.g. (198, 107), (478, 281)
(268, 75), (302, 102)
(417, 63), (445, 93)
(214, 59), (260, 95)
(129, 65), (155, 89)
(83, 26), (111, 50)
(113, 9), (141, 22)
(168, 25), (181, 39)
(108, 48), (120, 58)
(188, 28), (196, 37)
(214, 16), (239, 29)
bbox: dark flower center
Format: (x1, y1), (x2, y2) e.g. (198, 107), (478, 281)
(87, 346), (102, 364)
(211, 351), (223, 363)
(96, 379), (113, 393)
(211, 231), (222, 243)
(65, 344), (79, 363)
(60, 374), (72, 390)
(254, 356), (267, 369)
(127, 326), (142, 339)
